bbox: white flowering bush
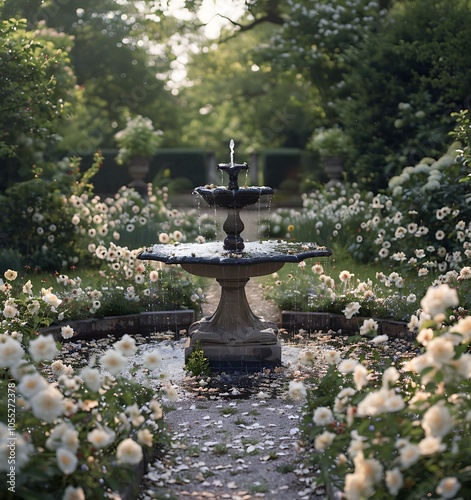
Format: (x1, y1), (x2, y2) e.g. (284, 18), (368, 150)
(452, 109), (471, 178)
(260, 0), (385, 82)
(308, 126), (352, 159)
(0, 270), (168, 499)
(57, 241), (203, 318)
(0, 154), (207, 273)
(3, 264), (203, 339)
(267, 145), (470, 273)
(61, 184), (206, 316)
(114, 115), (163, 165)
(265, 263), (428, 322)
(0, 154), (102, 271)
(300, 284), (471, 498)
(1, 179), (207, 318)
(1, 269), (67, 345)
(68, 184), (202, 251)
(263, 138), (471, 319)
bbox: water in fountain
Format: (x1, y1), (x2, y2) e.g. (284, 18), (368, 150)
(230, 138), (235, 168)
(138, 143), (331, 372)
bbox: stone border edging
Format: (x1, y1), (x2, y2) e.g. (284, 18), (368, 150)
(281, 311), (414, 340)
(41, 310), (195, 341)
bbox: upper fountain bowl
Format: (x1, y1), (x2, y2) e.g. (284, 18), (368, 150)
(193, 161), (274, 209)
(194, 185), (274, 209)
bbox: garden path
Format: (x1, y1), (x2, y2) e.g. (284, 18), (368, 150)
(138, 279), (328, 500)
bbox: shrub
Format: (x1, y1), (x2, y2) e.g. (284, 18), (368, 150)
(0, 17), (76, 187)
(308, 127), (352, 160)
(265, 264), (424, 322)
(0, 270), (168, 498)
(185, 342), (211, 377)
(263, 126), (471, 318)
(0, 154), (101, 272)
(300, 284), (471, 498)
(340, 0), (471, 189)
(114, 115), (163, 165)
(0, 155), (204, 273)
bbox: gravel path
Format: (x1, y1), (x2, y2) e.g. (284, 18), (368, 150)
(138, 279), (328, 500)
(137, 279), (414, 499)
(140, 396), (326, 500)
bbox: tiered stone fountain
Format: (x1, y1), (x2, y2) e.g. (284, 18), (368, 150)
(138, 143), (331, 372)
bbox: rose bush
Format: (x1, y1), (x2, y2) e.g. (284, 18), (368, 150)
(0, 270), (171, 499)
(298, 283), (471, 499)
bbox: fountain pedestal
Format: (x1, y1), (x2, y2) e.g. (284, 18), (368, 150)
(180, 260), (284, 371)
(187, 277), (281, 371)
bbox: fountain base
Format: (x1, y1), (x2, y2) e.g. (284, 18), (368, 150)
(185, 339), (281, 373)
(184, 275), (282, 372)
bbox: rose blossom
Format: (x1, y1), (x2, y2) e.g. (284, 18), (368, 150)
(100, 349), (128, 375)
(116, 438), (143, 464)
(313, 406), (334, 426)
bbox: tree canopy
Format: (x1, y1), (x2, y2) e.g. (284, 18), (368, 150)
(0, 16), (76, 187)
(1, 0), (470, 191)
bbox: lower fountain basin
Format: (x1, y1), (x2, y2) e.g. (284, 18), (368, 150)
(138, 240), (331, 267)
(180, 261), (283, 279)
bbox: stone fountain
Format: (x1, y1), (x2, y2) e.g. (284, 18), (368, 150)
(138, 143), (331, 372)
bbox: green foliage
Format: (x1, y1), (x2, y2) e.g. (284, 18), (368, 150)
(1, 0), (186, 157)
(185, 342), (211, 377)
(256, 0), (386, 114)
(3, 0), (470, 195)
(263, 123), (471, 320)
(450, 109), (471, 183)
(181, 21), (323, 157)
(0, 17), (76, 189)
(308, 127), (352, 159)
(0, 154), (102, 271)
(340, 0), (471, 188)
(264, 263), (422, 322)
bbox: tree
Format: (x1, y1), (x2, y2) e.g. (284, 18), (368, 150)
(252, 0), (389, 122)
(0, 16), (76, 190)
(0, 0), (184, 158)
(339, 0), (471, 189)
(180, 21), (324, 158)
(212, 0), (471, 190)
